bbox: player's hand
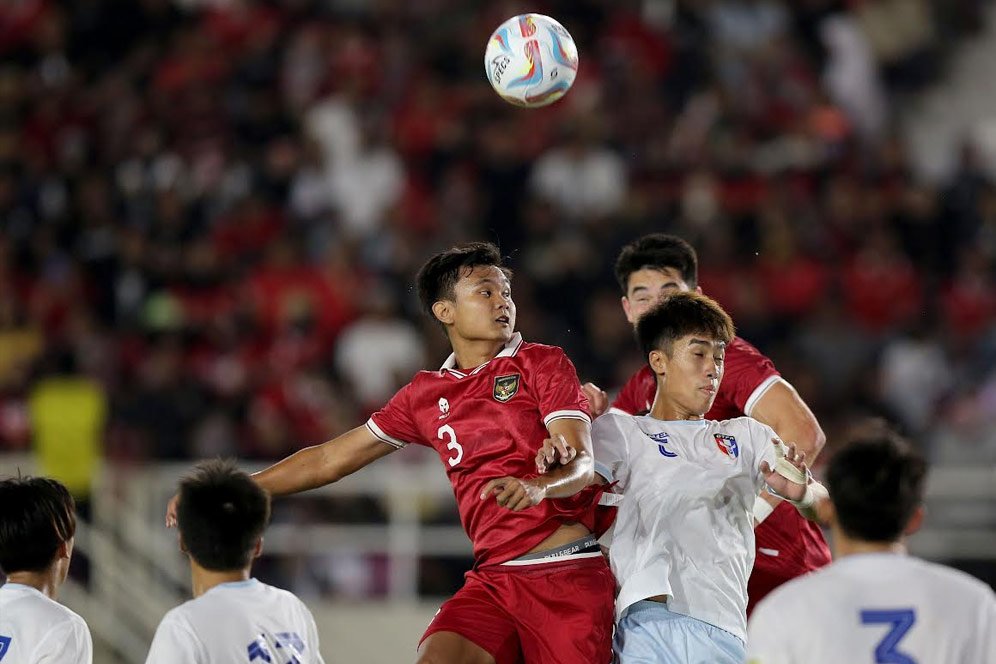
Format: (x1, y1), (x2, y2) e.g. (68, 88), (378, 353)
(582, 382), (609, 418)
(760, 441), (808, 502)
(165, 493), (179, 528)
(480, 477), (546, 511)
(535, 433), (577, 474)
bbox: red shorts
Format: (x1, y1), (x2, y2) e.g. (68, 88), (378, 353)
(420, 555), (615, 664)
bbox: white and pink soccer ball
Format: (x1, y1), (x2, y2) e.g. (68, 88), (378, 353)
(484, 14), (579, 108)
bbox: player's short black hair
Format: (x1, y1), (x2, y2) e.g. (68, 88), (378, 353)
(636, 291), (734, 359)
(0, 476), (76, 574)
(177, 459), (271, 572)
(615, 233), (698, 294)
(415, 242), (512, 319)
(827, 430), (927, 543)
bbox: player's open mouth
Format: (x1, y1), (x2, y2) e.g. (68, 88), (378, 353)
(495, 316), (510, 325)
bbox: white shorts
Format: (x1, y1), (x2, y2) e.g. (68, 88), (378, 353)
(614, 600), (745, 664)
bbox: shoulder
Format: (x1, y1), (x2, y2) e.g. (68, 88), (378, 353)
(754, 565), (828, 615)
(916, 559), (996, 602)
(713, 416), (775, 438)
(725, 337), (779, 373)
(516, 341), (569, 363)
(593, 411), (631, 433)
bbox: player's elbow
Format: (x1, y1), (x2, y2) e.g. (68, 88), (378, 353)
(574, 449), (595, 486)
(803, 418), (827, 459)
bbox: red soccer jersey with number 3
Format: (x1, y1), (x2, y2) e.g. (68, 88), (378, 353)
(366, 333), (599, 566)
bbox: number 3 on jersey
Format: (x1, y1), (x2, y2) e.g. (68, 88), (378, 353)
(438, 425), (463, 467)
(860, 609), (916, 664)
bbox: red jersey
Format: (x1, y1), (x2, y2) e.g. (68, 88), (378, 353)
(367, 333), (599, 566)
(611, 336), (781, 420)
(608, 335), (832, 611)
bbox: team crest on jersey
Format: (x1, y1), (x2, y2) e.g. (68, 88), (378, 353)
(650, 431), (677, 458)
(438, 397), (450, 419)
(493, 374), (520, 402)
(0, 635), (10, 661)
(714, 434), (739, 459)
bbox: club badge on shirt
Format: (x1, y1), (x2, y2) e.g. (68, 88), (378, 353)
(493, 374), (520, 402)
(714, 434), (739, 459)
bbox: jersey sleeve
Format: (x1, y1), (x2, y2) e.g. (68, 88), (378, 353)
(35, 618), (93, 664)
(745, 595), (792, 664)
(610, 367), (653, 415)
(592, 415), (631, 489)
(145, 612), (204, 664)
(366, 381), (423, 448)
(531, 347), (591, 426)
(746, 420), (779, 489)
(724, 339), (781, 416)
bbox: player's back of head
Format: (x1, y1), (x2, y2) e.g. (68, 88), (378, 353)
(177, 459), (271, 572)
(826, 430), (927, 543)
(0, 476), (76, 574)
(636, 291), (734, 358)
(614, 233), (698, 293)
(415, 242), (510, 318)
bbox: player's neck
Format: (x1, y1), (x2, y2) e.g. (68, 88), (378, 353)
(834, 531), (906, 559)
(189, 561), (252, 598)
(5, 568), (61, 600)
(448, 335), (507, 370)
(649, 392), (704, 422)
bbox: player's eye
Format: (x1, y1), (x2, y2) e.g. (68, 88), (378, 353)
(481, 290), (491, 297)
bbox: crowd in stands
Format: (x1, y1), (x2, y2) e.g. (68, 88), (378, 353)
(1, 0), (994, 595)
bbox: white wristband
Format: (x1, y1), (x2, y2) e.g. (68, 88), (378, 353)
(753, 495), (776, 524)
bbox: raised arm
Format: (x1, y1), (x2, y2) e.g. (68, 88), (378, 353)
(750, 380), (825, 461)
(750, 380), (827, 521)
(252, 425), (399, 496)
(166, 426), (398, 527)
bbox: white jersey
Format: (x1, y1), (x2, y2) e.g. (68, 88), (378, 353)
(0, 582), (93, 664)
(145, 579), (324, 664)
(593, 413), (777, 641)
(747, 552), (996, 664)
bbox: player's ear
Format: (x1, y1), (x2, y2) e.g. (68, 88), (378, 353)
(694, 285), (703, 295)
(178, 535), (189, 555)
(431, 300), (454, 325)
(56, 537), (73, 561)
(648, 349), (667, 376)
(252, 538), (264, 560)
(903, 505), (925, 537)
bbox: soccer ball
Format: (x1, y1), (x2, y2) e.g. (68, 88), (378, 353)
(484, 14), (579, 108)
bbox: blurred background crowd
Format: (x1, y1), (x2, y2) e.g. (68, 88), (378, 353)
(1, 0), (994, 597)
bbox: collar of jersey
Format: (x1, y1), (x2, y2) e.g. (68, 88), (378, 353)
(208, 578), (261, 593)
(439, 332), (523, 378)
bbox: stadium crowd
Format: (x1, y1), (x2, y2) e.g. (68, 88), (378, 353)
(1, 0), (994, 596)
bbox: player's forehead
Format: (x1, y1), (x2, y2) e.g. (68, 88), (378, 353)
(627, 267), (688, 295)
(456, 265), (510, 290)
(678, 334), (726, 352)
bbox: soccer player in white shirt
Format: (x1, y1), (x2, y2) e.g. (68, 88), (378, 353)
(747, 429), (996, 664)
(0, 476), (93, 664)
(146, 460), (325, 664)
(572, 292), (824, 664)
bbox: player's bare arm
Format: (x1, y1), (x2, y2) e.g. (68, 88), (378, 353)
(750, 380), (826, 461)
(166, 426), (397, 527)
(483, 418), (594, 512)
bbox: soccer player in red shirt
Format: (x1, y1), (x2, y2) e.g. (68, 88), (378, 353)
(167, 242), (614, 664)
(588, 234), (831, 615)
